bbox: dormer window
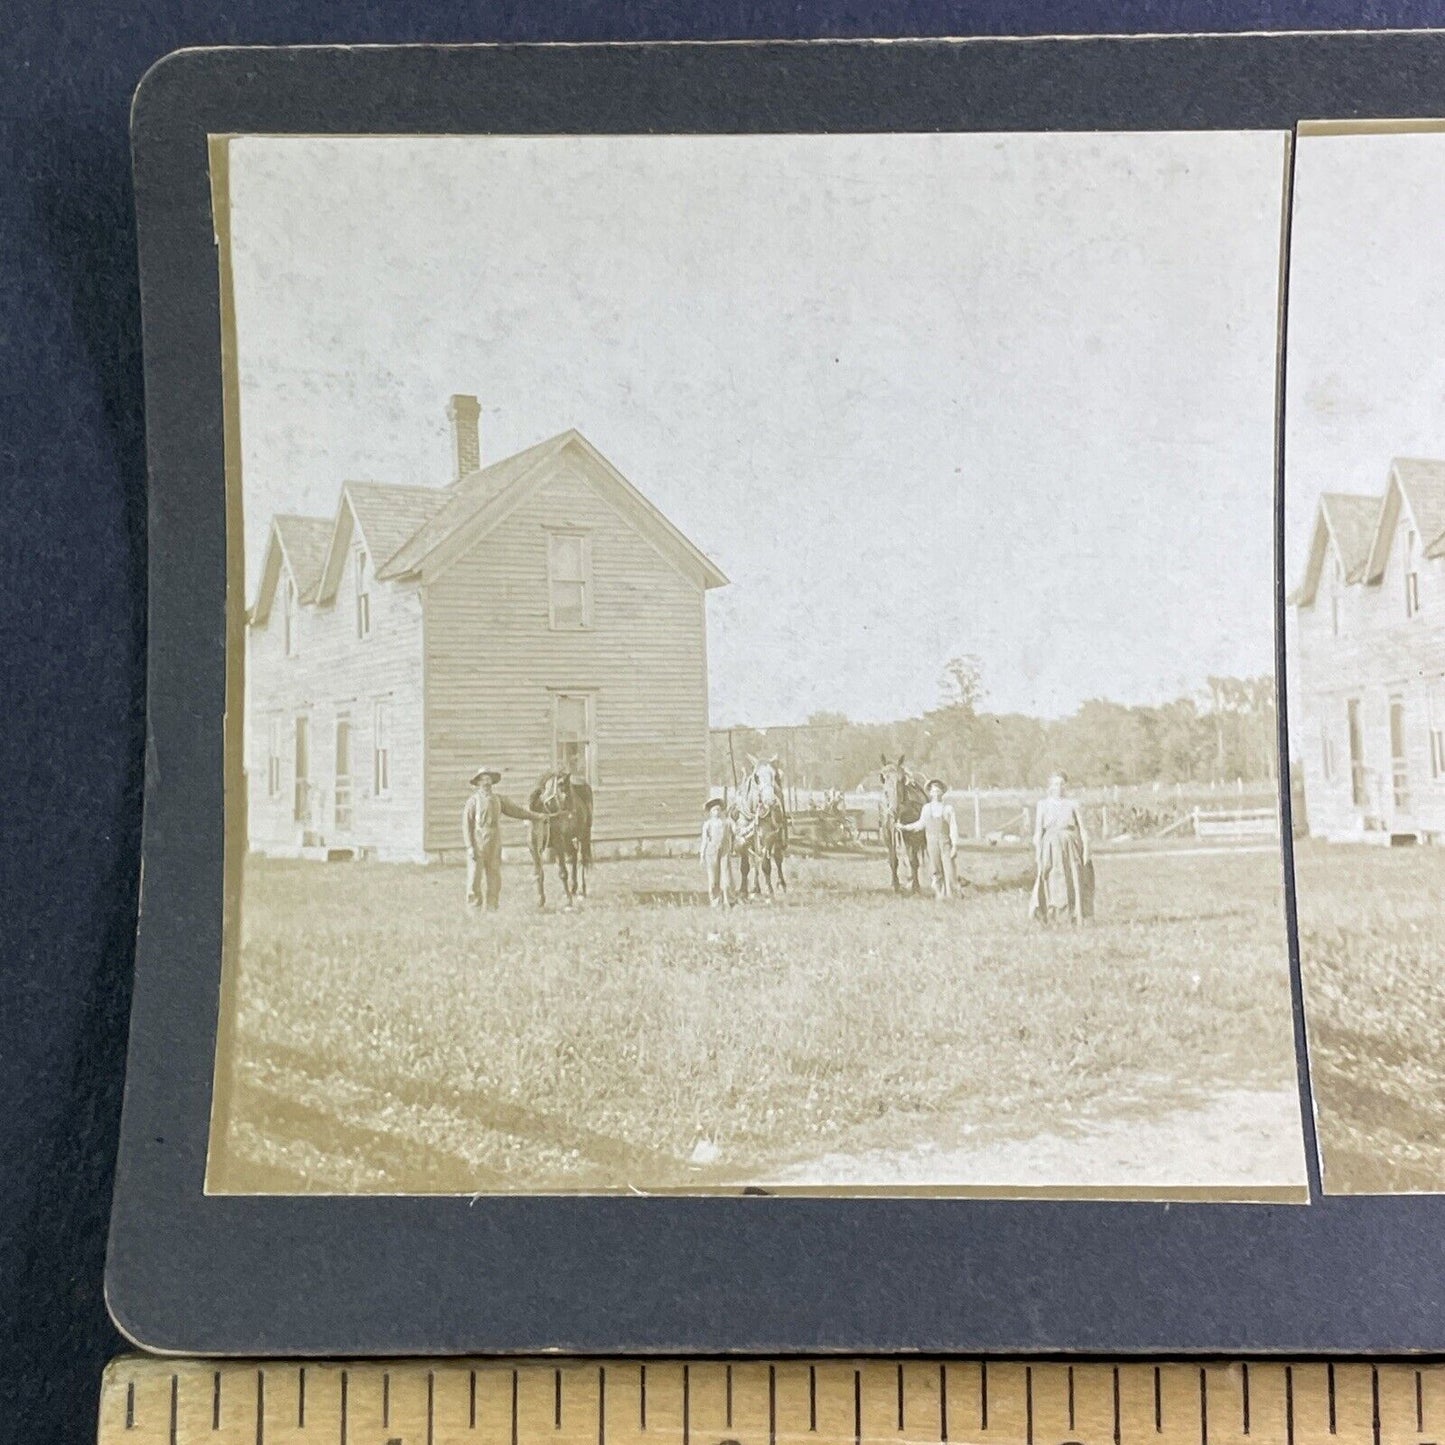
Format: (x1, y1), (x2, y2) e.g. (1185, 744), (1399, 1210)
(283, 574), (299, 657)
(354, 544), (372, 639)
(1405, 528), (1421, 619)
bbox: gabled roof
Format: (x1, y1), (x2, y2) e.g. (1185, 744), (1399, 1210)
(378, 435), (564, 579)
(250, 426), (728, 625)
(1360, 458), (1445, 582)
(251, 514), (333, 623)
(1291, 492), (1380, 607)
(274, 515), (333, 599)
(345, 481), (450, 569)
(313, 481), (450, 602)
(1396, 457), (1445, 554)
(379, 429), (729, 591)
(1322, 492), (1382, 582)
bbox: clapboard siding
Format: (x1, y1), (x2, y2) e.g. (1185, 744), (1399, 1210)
(247, 520), (427, 858)
(422, 450), (710, 853)
(1292, 509), (1445, 841)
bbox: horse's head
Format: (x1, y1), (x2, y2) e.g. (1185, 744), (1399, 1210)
(537, 768), (574, 813)
(746, 754), (781, 811)
(879, 753), (922, 822)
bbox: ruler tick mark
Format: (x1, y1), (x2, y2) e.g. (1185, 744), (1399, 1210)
(383, 1371), (391, 1428)
(599, 1366), (607, 1445)
(556, 1369), (563, 1429)
(1025, 1366), (1034, 1445)
(1068, 1366), (1075, 1433)
(981, 1361), (989, 1431)
(642, 1364), (649, 1432)
(770, 1365), (778, 1445)
(1242, 1363), (1251, 1436)
(470, 1369), (477, 1431)
(300, 1366), (307, 1428)
(256, 1369), (264, 1445)
(1153, 1366), (1162, 1434)
(898, 1362), (906, 1432)
(171, 1373), (179, 1445)
(809, 1366), (817, 1433)
(340, 1370), (349, 1445)
(512, 1369), (520, 1445)
(1372, 1367), (1381, 1445)
(213, 1370), (222, 1431)
(683, 1366), (691, 1445)
(1285, 1368), (1294, 1445)
(1329, 1364), (1337, 1434)
(726, 1365), (733, 1428)
(1420, 1370), (1427, 1433)
(126, 1380), (134, 1430)
(1113, 1367), (1122, 1445)
(428, 1370), (436, 1445)
(854, 1369), (862, 1445)
(1199, 1368), (1208, 1445)
(939, 1364), (949, 1442)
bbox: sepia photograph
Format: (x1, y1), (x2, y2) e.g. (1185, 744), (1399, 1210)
(1285, 122), (1445, 1194)
(207, 130), (1307, 1197)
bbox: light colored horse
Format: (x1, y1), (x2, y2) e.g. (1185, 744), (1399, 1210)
(737, 754), (788, 899)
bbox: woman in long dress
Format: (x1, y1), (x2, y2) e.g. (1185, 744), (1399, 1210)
(1030, 771), (1092, 924)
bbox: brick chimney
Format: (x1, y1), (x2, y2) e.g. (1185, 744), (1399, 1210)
(447, 394), (481, 480)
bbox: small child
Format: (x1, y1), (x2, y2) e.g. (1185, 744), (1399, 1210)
(699, 797), (735, 907)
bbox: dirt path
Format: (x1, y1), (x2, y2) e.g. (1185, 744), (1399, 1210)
(760, 1086), (1308, 1197)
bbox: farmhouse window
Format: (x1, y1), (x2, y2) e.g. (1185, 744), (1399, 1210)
(334, 715), (353, 831)
(1405, 529), (1421, 619)
(547, 531), (592, 629)
(293, 715), (310, 824)
(553, 692), (595, 782)
(266, 718), (282, 798)
(373, 700), (392, 798)
(1390, 698), (1411, 813)
(283, 574), (299, 656)
(354, 544), (372, 639)
(1431, 688), (1445, 781)
(1346, 698), (1366, 808)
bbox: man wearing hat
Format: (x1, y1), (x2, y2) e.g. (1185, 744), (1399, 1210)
(463, 767), (544, 911)
(698, 796), (736, 908)
(898, 777), (962, 900)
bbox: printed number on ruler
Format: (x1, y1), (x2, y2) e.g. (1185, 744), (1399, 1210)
(98, 1358), (1445, 1445)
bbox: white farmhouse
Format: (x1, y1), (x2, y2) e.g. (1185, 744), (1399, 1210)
(1290, 458), (1445, 842)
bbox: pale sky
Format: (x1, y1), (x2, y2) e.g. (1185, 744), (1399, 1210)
(227, 131), (1287, 726)
(1285, 128), (1445, 588)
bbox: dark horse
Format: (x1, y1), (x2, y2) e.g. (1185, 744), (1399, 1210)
(736, 755), (788, 900)
(528, 769), (594, 908)
(879, 753), (926, 895)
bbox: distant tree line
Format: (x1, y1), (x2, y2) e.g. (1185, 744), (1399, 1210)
(712, 657), (1278, 794)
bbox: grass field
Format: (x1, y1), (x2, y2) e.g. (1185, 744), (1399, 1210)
(1294, 841), (1445, 1194)
(209, 846), (1302, 1194)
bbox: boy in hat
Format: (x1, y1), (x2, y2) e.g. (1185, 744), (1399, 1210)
(698, 796), (735, 908)
(899, 777), (962, 900)
(463, 767), (544, 911)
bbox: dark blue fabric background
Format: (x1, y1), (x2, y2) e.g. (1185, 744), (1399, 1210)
(3, 3), (1444, 1438)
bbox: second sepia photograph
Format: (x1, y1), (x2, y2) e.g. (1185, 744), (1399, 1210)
(1286, 121), (1445, 1195)
(208, 129), (1307, 1198)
